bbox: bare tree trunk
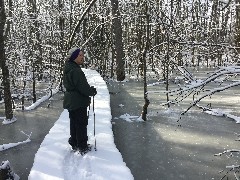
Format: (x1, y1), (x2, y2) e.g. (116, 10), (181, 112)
(0, 0), (13, 120)
(166, 35), (170, 109)
(236, 0), (240, 52)
(27, 0), (40, 103)
(111, 0), (125, 81)
(141, 6), (150, 121)
(58, 0), (66, 91)
(110, 24), (114, 78)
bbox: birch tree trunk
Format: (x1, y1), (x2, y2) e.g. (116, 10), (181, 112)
(0, 0), (13, 120)
(111, 0), (125, 81)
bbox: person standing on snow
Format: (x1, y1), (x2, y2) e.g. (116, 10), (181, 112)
(63, 47), (97, 155)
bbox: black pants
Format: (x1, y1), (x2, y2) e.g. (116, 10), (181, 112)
(68, 107), (88, 149)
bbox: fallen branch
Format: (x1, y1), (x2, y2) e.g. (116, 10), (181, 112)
(214, 149), (240, 156)
(197, 105), (240, 124)
(0, 131), (32, 151)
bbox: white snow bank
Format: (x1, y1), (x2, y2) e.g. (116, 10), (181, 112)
(29, 69), (134, 180)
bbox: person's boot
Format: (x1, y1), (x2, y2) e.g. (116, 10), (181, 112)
(79, 144), (92, 155)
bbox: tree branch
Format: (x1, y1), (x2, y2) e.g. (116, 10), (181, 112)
(67, 0), (97, 49)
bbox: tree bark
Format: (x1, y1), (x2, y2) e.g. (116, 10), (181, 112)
(111, 0), (125, 81)
(236, 0), (240, 52)
(141, 8), (150, 121)
(0, 0), (13, 120)
(27, 0), (38, 103)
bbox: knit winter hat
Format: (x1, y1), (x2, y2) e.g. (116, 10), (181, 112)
(68, 47), (81, 61)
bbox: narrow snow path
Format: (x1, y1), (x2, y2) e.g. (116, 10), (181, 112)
(29, 69), (134, 180)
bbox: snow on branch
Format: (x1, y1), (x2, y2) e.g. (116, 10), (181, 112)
(82, 19), (112, 48)
(168, 66), (240, 96)
(68, 0), (97, 48)
(219, 165), (240, 180)
(171, 39), (240, 50)
(214, 149), (240, 156)
(165, 66), (240, 117)
(23, 87), (58, 111)
(214, 133), (240, 180)
(181, 81), (240, 116)
(197, 105), (240, 124)
(0, 131), (32, 151)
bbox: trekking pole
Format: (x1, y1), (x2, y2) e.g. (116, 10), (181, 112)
(88, 101), (90, 119)
(93, 95), (97, 151)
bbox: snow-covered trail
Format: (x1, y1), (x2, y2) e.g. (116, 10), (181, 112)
(28, 69), (134, 180)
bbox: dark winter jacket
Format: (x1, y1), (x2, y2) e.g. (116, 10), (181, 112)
(63, 61), (95, 110)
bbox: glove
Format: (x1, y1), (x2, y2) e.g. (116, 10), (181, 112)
(91, 86), (97, 96)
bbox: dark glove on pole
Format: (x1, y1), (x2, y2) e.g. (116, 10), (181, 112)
(91, 86), (97, 96)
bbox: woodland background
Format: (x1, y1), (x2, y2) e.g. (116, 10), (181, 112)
(0, 0), (239, 121)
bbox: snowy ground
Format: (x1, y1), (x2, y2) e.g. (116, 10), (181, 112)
(28, 69), (133, 180)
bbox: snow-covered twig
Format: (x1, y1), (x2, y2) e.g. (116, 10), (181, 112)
(0, 131), (32, 151)
(165, 66), (240, 117)
(197, 105), (240, 124)
(226, 165), (240, 169)
(181, 81), (240, 115)
(21, 131), (32, 139)
(221, 165), (240, 180)
(168, 66), (240, 96)
(215, 133), (240, 180)
(23, 87), (58, 111)
(214, 149), (240, 156)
